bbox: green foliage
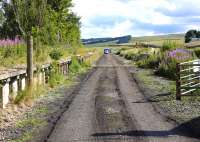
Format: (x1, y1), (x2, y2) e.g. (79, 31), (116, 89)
(34, 45), (49, 63)
(49, 61), (65, 88)
(14, 85), (46, 104)
(0, 44), (26, 67)
(0, 1), (21, 39)
(12, 0), (47, 35)
(0, 0), (81, 47)
(194, 48), (200, 58)
(49, 49), (63, 60)
(155, 59), (177, 79)
(10, 131), (33, 142)
(116, 50), (121, 55)
(69, 57), (82, 74)
(185, 29), (200, 43)
(137, 54), (160, 69)
(16, 118), (46, 128)
(161, 40), (178, 52)
(14, 90), (27, 104)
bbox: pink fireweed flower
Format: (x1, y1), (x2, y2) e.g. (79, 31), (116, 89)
(0, 37), (23, 47)
(166, 48), (193, 63)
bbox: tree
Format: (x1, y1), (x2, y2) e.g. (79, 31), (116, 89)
(11, 0), (47, 90)
(185, 30), (198, 43)
(0, 1), (21, 39)
(0, 1), (4, 26)
(46, 0), (81, 46)
(64, 12), (81, 47)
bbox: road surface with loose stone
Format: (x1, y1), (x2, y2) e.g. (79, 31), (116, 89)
(47, 54), (200, 142)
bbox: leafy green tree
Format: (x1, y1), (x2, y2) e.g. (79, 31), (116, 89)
(185, 30), (198, 43)
(46, 0), (81, 46)
(11, 0), (47, 89)
(0, 1), (21, 39)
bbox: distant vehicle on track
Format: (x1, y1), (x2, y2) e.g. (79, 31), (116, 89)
(104, 48), (111, 54)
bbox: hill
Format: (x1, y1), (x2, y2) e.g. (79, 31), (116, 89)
(131, 34), (185, 46)
(82, 35), (132, 46)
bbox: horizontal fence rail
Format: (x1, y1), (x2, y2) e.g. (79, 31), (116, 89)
(176, 59), (200, 100)
(0, 53), (93, 109)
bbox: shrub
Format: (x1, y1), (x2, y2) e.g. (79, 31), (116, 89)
(49, 61), (65, 88)
(49, 71), (65, 88)
(155, 48), (194, 79)
(194, 48), (200, 58)
(69, 57), (82, 74)
(49, 49), (63, 60)
(137, 53), (160, 69)
(155, 59), (177, 79)
(124, 52), (135, 60)
(116, 50), (121, 55)
(161, 41), (178, 52)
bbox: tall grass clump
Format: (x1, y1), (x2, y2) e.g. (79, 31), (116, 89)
(69, 57), (83, 74)
(0, 44), (26, 67)
(194, 48), (200, 59)
(49, 49), (63, 61)
(49, 61), (65, 88)
(14, 85), (46, 104)
(137, 53), (161, 69)
(161, 40), (179, 52)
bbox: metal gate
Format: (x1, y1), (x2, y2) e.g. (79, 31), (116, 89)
(176, 59), (200, 100)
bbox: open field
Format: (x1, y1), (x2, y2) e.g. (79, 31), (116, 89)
(131, 34), (185, 46)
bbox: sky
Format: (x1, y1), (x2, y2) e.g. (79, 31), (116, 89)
(72, 0), (200, 38)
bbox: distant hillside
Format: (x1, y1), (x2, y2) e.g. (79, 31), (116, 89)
(82, 35), (132, 46)
(131, 34), (185, 46)
(131, 34), (184, 42)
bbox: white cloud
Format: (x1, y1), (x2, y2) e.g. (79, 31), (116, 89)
(72, 0), (200, 38)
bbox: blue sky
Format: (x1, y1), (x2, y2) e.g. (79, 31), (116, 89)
(72, 0), (200, 38)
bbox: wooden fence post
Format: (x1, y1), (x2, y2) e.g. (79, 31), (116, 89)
(176, 63), (181, 100)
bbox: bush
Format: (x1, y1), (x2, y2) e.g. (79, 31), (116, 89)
(124, 52), (135, 60)
(49, 49), (63, 60)
(161, 41), (178, 52)
(69, 57), (82, 74)
(116, 50), (121, 55)
(194, 48), (200, 58)
(48, 61), (65, 88)
(155, 49), (195, 79)
(137, 53), (160, 69)
(185, 30), (200, 43)
(155, 59), (177, 79)
(49, 71), (65, 88)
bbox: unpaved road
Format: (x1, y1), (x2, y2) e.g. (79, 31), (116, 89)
(46, 55), (200, 142)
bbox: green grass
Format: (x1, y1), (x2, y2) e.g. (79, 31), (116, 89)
(0, 44), (100, 68)
(9, 131), (33, 142)
(16, 118), (46, 129)
(131, 34), (185, 46)
(134, 68), (200, 123)
(34, 107), (49, 115)
(136, 69), (175, 94)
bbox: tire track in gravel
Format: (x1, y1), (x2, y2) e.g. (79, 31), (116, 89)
(92, 55), (146, 142)
(46, 54), (200, 142)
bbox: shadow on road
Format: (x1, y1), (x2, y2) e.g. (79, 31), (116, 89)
(92, 116), (200, 139)
(132, 92), (172, 103)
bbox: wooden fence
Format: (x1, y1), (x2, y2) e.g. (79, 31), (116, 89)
(0, 54), (92, 109)
(176, 59), (200, 100)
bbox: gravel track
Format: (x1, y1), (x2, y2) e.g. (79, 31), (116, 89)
(46, 54), (200, 142)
